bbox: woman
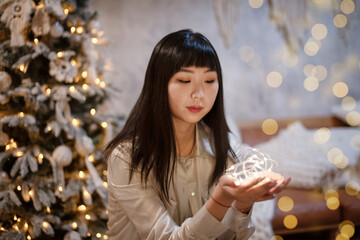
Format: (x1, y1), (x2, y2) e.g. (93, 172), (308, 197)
(105, 29), (290, 239)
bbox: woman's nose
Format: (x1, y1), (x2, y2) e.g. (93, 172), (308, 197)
(192, 85), (204, 100)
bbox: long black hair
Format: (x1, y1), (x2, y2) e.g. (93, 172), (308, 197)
(105, 29), (235, 202)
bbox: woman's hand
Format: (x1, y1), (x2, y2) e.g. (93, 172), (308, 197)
(211, 172), (291, 212)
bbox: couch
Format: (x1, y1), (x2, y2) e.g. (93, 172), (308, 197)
(237, 116), (360, 237)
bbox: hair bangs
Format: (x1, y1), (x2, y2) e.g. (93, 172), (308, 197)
(177, 44), (218, 71)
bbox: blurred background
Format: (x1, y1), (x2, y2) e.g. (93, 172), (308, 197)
(92, 0), (360, 122)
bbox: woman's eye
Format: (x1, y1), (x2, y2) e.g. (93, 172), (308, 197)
(205, 80), (215, 83)
(178, 80), (190, 83)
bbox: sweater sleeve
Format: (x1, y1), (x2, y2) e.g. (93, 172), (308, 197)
(107, 144), (231, 240)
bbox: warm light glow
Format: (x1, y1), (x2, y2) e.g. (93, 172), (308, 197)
(91, 38), (98, 44)
(346, 111), (360, 126)
(71, 27), (76, 34)
(99, 81), (106, 88)
(71, 222), (77, 229)
(239, 46), (254, 62)
(46, 207), (51, 213)
(82, 84), (89, 90)
(72, 119), (80, 127)
(313, 127), (331, 144)
(303, 64), (315, 77)
(278, 196), (294, 212)
(78, 204), (86, 211)
(103, 170), (107, 176)
(64, 8), (69, 15)
(58, 186), (63, 192)
(46, 88), (51, 96)
(88, 154), (95, 162)
(339, 220), (355, 238)
(83, 188), (91, 199)
(304, 39), (320, 56)
(17, 185), (21, 191)
(13, 225), (19, 231)
(341, 0), (355, 14)
(327, 196), (340, 210)
(47, 126), (52, 131)
(101, 122), (108, 128)
(327, 147), (344, 164)
(90, 108), (96, 115)
(96, 233), (101, 238)
(34, 38), (39, 44)
(332, 82), (348, 98)
(24, 222), (28, 230)
(334, 14), (347, 28)
(270, 236), (283, 240)
(303, 76), (319, 91)
(57, 52), (64, 58)
(249, 0), (263, 8)
(85, 214), (91, 220)
(70, 59), (77, 66)
(79, 171), (85, 179)
(15, 151), (24, 157)
(42, 222), (50, 229)
(345, 181), (360, 196)
(19, 64), (25, 72)
(18, 112), (24, 118)
(103, 235), (108, 240)
(103, 181), (108, 188)
(283, 215), (298, 229)
(76, 26), (84, 34)
(82, 71), (88, 78)
(69, 86), (76, 92)
(341, 96), (356, 111)
(14, 215), (17, 221)
(38, 153), (44, 164)
(262, 119), (278, 135)
(95, 78), (101, 85)
(29, 190), (34, 197)
(266, 71), (283, 88)
(311, 65), (327, 81)
(27, 235), (31, 240)
(311, 23), (328, 40)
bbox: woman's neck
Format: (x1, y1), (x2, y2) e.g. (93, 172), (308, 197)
(173, 120), (196, 157)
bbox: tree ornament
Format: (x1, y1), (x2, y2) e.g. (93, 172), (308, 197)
(52, 145), (72, 188)
(52, 87), (72, 125)
(49, 51), (78, 83)
(75, 135), (94, 157)
(32, 7), (50, 36)
(0, 0), (34, 47)
(50, 21), (64, 38)
(45, 0), (65, 20)
(0, 71), (12, 92)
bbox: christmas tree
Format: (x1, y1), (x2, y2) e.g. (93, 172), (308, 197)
(0, 0), (121, 239)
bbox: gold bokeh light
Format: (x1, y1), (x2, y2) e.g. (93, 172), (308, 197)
(345, 181), (360, 196)
(346, 111), (360, 126)
(313, 127), (331, 144)
(303, 76), (319, 91)
(326, 196), (340, 210)
(327, 147), (343, 164)
(340, 0), (355, 14)
(339, 220), (355, 238)
(311, 23), (328, 40)
(283, 215), (298, 229)
(325, 189), (339, 200)
(311, 65), (327, 81)
(341, 96), (356, 111)
(304, 39), (320, 56)
(303, 64), (315, 77)
(262, 119), (278, 135)
(332, 82), (348, 98)
(266, 71), (283, 88)
(249, 0), (263, 8)
(333, 14), (347, 28)
(278, 196), (294, 212)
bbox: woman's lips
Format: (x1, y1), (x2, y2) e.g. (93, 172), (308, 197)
(187, 106), (203, 113)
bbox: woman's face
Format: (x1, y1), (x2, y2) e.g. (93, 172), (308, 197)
(168, 66), (219, 128)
